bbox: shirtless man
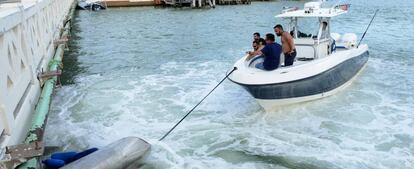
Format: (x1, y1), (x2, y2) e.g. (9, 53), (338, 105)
(274, 24), (297, 66)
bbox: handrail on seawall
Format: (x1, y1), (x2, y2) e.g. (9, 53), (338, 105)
(0, 0), (21, 4)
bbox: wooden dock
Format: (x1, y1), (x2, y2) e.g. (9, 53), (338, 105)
(104, 0), (155, 7)
(162, 0), (215, 7)
(161, 0), (252, 7)
(102, 0), (252, 7)
(217, 0), (250, 5)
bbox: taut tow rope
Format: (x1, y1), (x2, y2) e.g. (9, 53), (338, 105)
(358, 9), (379, 47)
(159, 67), (237, 141)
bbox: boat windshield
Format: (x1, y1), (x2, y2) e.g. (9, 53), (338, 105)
(294, 18), (320, 39)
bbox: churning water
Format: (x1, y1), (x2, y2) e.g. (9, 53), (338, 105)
(44, 0), (414, 168)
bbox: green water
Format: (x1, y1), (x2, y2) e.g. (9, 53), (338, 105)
(45, 0), (414, 168)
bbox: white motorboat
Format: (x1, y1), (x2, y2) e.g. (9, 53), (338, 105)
(228, 2), (369, 111)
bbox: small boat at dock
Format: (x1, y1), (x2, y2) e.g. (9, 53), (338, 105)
(228, 2), (369, 111)
(77, 0), (107, 10)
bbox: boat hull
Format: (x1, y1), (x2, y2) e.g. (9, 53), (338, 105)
(236, 51), (369, 111)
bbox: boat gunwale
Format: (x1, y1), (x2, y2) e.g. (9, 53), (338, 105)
(229, 50), (369, 87)
(228, 50), (369, 100)
(228, 45), (368, 86)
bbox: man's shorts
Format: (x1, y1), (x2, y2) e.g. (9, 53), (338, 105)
(284, 49), (297, 66)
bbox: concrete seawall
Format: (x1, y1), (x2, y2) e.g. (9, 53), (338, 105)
(0, 0), (74, 151)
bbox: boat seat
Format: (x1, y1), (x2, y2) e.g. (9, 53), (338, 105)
(248, 55), (264, 68)
(294, 45), (315, 59)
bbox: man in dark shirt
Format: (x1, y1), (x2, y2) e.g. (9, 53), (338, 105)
(248, 33), (282, 70)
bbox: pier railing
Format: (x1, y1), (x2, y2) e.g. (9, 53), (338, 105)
(0, 0), (74, 155)
(0, 0), (21, 4)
